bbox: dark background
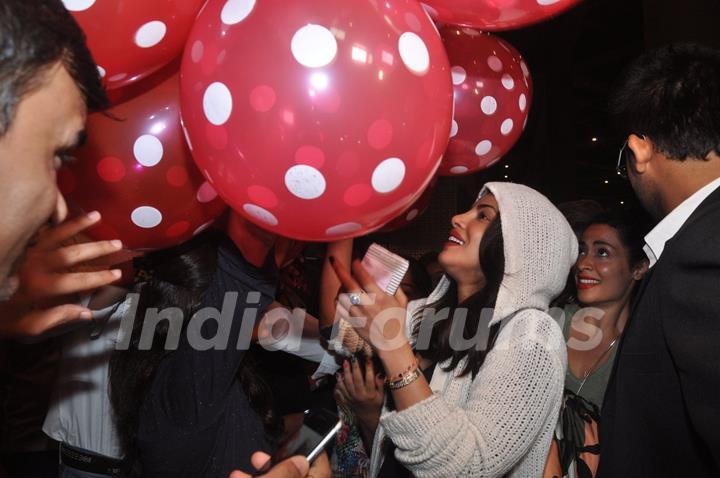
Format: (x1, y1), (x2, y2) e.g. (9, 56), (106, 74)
(375, 0), (720, 257)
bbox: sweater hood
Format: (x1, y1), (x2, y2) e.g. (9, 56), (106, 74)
(480, 182), (577, 326)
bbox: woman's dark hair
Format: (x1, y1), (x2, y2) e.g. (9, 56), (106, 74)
(109, 230), (281, 474)
(610, 42), (720, 161)
(0, 0), (108, 135)
(416, 216), (505, 379)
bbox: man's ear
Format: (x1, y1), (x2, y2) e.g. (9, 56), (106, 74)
(628, 134), (653, 174)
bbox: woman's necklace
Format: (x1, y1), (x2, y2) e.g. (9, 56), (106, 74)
(576, 336), (619, 396)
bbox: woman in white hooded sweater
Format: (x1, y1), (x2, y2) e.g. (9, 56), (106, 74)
(330, 182), (577, 478)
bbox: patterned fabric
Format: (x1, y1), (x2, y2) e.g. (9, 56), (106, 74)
(544, 390), (601, 478)
(332, 405), (369, 478)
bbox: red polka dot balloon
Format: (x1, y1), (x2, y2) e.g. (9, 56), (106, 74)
(180, 0), (453, 241)
(438, 27), (532, 176)
(58, 73), (226, 250)
(379, 178), (437, 232)
(420, 0), (581, 31)
(62, 0), (206, 90)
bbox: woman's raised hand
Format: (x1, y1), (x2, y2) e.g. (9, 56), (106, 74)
(329, 258), (409, 352)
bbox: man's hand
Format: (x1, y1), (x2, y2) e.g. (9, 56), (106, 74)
(0, 211), (123, 337)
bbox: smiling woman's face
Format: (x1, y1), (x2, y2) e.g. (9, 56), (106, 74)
(575, 223), (638, 307)
(438, 194), (499, 285)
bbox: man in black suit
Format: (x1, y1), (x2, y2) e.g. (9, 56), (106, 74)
(599, 43), (720, 476)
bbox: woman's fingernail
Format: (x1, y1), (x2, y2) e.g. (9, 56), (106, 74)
(87, 211), (101, 221)
(80, 310), (93, 319)
(110, 240), (122, 249)
(110, 269), (122, 279)
(343, 360), (349, 368)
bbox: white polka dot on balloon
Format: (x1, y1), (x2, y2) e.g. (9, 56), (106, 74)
(487, 56), (503, 72)
(537, 0), (560, 4)
(519, 93), (527, 112)
(398, 32), (430, 75)
(243, 204), (278, 226)
(221, 0), (255, 24)
(291, 24), (337, 68)
(62, 0), (95, 11)
(501, 119), (514, 135)
(203, 82), (233, 126)
(97, 66), (105, 78)
(451, 66), (466, 85)
(133, 135), (163, 167)
(481, 96), (498, 115)
(501, 74), (515, 90)
(450, 166), (469, 174)
(406, 209), (419, 221)
(475, 140), (492, 156)
(326, 222), (362, 236)
(285, 165), (326, 200)
(450, 120), (458, 138)
(131, 206), (163, 229)
(372, 158), (406, 193)
(135, 21), (167, 48)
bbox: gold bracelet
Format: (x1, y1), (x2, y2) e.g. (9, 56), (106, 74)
(386, 367), (421, 390)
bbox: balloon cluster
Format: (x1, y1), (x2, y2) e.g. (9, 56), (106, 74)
(61, 0), (580, 245)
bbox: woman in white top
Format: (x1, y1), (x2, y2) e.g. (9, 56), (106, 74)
(331, 182), (577, 478)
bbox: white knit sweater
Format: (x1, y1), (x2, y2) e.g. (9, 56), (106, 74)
(369, 182), (578, 478)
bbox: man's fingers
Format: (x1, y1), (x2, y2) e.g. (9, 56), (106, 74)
(18, 304), (91, 337)
(49, 240), (123, 269)
(350, 260), (383, 295)
(51, 269), (122, 296)
(36, 211), (102, 250)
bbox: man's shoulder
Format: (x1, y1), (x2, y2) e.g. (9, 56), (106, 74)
(665, 191), (720, 258)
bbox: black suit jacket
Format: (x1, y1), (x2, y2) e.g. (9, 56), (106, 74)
(598, 186), (720, 477)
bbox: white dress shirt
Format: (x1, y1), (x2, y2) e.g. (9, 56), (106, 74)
(644, 176), (720, 267)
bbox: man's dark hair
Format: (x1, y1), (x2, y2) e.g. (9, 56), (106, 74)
(610, 42), (720, 161)
(0, 0), (108, 135)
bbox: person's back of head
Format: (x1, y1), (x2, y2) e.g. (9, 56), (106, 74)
(611, 43), (720, 218)
(610, 42), (720, 162)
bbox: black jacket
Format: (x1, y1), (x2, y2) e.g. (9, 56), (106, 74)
(598, 186), (720, 477)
